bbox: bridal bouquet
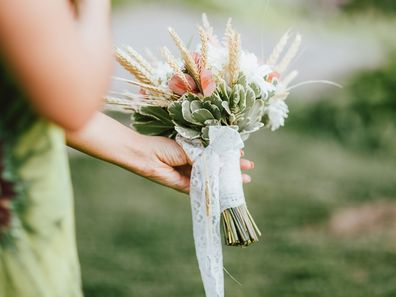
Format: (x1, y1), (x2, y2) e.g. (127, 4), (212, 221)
(106, 14), (326, 297)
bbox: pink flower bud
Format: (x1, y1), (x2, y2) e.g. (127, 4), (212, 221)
(267, 71), (280, 83)
(169, 73), (198, 96)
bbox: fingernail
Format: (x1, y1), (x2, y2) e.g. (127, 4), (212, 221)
(250, 161), (255, 169)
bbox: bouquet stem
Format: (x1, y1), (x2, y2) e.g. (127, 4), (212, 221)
(221, 204), (261, 247)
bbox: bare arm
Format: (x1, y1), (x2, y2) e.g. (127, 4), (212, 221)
(66, 113), (254, 193)
(66, 112), (192, 193)
(0, 0), (112, 131)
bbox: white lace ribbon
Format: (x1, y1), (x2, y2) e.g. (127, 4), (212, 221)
(176, 126), (245, 297)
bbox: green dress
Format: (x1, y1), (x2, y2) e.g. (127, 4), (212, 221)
(0, 57), (83, 296)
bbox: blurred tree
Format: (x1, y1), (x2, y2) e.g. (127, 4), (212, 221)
(339, 0), (396, 15)
(290, 52), (396, 154)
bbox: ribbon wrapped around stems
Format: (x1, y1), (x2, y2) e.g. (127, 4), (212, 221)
(177, 126), (259, 297)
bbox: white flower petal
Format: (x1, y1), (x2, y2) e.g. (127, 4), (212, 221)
(265, 99), (289, 131)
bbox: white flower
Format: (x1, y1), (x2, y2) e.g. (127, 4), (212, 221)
(240, 51), (274, 98)
(152, 61), (174, 87)
(239, 51), (260, 75)
(265, 98), (289, 131)
(201, 46), (276, 98)
(207, 44), (228, 76)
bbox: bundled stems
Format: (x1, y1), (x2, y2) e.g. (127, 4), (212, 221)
(221, 205), (261, 247)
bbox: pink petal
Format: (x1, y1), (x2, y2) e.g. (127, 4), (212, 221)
(200, 69), (216, 97)
(267, 71), (280, 82)
(169, 73), (198, 96)
(192, 52), (203, 72)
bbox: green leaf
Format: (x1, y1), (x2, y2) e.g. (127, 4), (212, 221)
(222, 101), (232, 115)
(237, 72), (247, 87)
(138, 106), (173, 124)
(245, 86), (256, 111)
(218, 80), (230, 102)
(191, 109), (215, 123)
(174, 125), (201, 139)
(240, 122), (264, 134)
(190, 100), (203, 113)
(238, 99), (265, 131)
(168, 101), (190, 126)
(250, 99), (265, 123)
(201, 126), (209, 141)
(210, 104), (222, 120)
(181, 101), (202, 125)
(133, 120), (174, 136)
(230, 84), (243, 109)
(206, 92), (224, 110)
(183, 93), (201, 102)
(132, 112), (154, 122)
(249, 82), (262, 99)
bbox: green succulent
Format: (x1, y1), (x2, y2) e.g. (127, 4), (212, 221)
(132, 105), (175, 137)
(131, 73), (266, 143)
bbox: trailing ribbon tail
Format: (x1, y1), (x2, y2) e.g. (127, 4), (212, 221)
(176, 126), (245, 297)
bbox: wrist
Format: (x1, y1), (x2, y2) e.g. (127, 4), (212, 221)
(120, 130), (152, 175)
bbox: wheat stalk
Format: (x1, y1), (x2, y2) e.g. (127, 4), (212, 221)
(227, 29), (240, 85)
(201, 12), (220, 44)
(224, 18), (241, 84)
(168, 28), (201, 87)
(281, 70), (299, 88)
(161, 47), (191, 91)
(224, 18), (233, 45)
(113, 76), (176, 99)
(125, 95), (172, 107)
(103, 96), (137, 112)
(145, 48), (160, 65)
(286, 80), (343, 91)
(104, 96), (134, 106)
(276, 34), (302, 73)
(198, 26), (208, 70)
(126, 46), (154, 74)
(104, 96), (171, 113)
(266, 29), (291, 66)
(115, 48), (154, 86)
(144, 98), (171, 107)
(202, 13), (213, 37)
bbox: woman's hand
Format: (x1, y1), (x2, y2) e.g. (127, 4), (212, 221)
(66, 113), (255, 194)
(130, 135), (254, 193)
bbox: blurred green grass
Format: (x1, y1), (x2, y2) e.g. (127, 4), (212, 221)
(71, 123), (396, 297)
(76, 2), (396, 296)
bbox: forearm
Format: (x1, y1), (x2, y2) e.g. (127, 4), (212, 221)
(65, 112), (192, 193)
(65, 112), (143, 171)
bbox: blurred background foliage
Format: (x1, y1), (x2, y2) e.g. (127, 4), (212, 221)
(70, 0), (396, 296)
(340, 0), (396, 15)
(290, 52), (396, 155)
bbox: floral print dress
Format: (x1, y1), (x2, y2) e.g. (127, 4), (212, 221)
(0, 57), (83, 297)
